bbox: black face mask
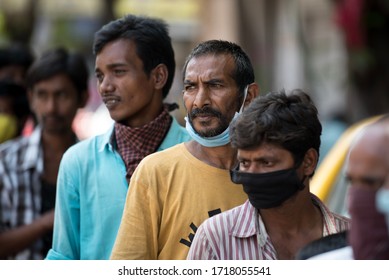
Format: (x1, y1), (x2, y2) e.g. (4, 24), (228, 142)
(230, 168), (306, 209)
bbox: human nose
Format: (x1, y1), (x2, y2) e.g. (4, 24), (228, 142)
(99, 75), (114, 94)
(245, 165), (258, 174)
(193, 86), (211, 109)
(44, 96), (58, 114)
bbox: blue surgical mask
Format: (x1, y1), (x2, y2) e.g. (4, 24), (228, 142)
(376, 188), (389, 233)
(185, 86), (248, 147)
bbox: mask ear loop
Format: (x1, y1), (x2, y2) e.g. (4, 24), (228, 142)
(238, 85), (249, 113)
(232, 87), (248, 171)
(293, 152), (308, 190)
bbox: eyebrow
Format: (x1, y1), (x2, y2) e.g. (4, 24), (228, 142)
(95, 62), (129, 72)
(183, 78), (225, 85)
(206, 79), (225, 85)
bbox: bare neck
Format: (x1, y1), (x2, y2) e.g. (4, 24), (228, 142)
(185, 140), (238, 170)
(41, 130), (77, 185)
(260, 190), (322, 234)
(41, 130), (76, 153)
(259, 190), (323, 259)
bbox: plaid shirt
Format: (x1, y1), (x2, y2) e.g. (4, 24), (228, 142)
(115, 106), (172, 180)
(187, 195), (351, 260)
(0, 127), (77, 259)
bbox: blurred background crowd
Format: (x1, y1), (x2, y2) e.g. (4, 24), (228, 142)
(1, 0), (388, 157)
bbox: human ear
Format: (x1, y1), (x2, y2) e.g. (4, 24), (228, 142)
(243, 82), (259, 109)
(302, 148), (319, 176)
(152, 64), (168, 90)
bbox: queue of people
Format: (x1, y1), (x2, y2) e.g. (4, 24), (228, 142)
(0, 13), (388, 260)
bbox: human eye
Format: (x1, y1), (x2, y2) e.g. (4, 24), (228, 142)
(263, 160), (272, 167)
(258, 159), (276, 170)
(209, 83), (223, 89)
(95, 72), (103, 83)
(35, 90), (48, 100)
(183, 83), (196, 92)
(239, 160), (250, 170)
(363, 178), (383, 190)
(113, 68), (127, 76)
(57, 90), (70, 100)
(345, 174), (383, 190)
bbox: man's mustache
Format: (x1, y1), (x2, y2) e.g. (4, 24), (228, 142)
(42, 114), (65, 122)
(189, 107), (221, 119)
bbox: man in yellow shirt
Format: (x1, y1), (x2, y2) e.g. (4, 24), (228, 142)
(111, 40), (259, 259)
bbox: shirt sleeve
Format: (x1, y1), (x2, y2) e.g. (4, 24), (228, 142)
(110, 166), (161, 260)
(0, 157), (10, 234)
(46, 151), (81, 260)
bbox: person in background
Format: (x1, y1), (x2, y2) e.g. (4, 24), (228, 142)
(346, 114), (389, 259)
(0, 44), (34, 86)
(46, 14), (190, 260)
(0, 48), (89, 259)
(187, 89), (350, 260)
(307, 115), (389, 260)
(0, 81), (32, 142)
(0, 113), (17, 143)
(110, 39), (259, 260)
(0, 44), (35, 136)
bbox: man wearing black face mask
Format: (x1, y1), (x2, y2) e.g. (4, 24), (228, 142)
(187, 89), (350, 260)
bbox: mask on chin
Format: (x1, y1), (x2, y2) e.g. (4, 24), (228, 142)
(230, 167), (306, 209)
(185, 85), (248, 148)
(185, 112), (238, 147)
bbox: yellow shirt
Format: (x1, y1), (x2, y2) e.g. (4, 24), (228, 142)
(111, 143), (247, 260)
(0, 114), (17, 144)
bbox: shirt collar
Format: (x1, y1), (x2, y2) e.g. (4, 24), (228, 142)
(311, 193), (341, 235)
(230, 194), (339, 246)
(230, 200), (270, 247)
(22, 126), (80, 171)
(231, 200), (259, 238)
(21, 126), (43, 171)
(98, 124), (116, 153)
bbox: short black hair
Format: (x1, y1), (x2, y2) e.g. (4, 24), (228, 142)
(295, 231), (348, 260)
(230, 89), (322, 167)
(182, 40), (255, 100)
(26, 48), (89, 98)
(0, 44), (34, 69)
(93, 14), (175, 99)
(0, 81), (30, 120)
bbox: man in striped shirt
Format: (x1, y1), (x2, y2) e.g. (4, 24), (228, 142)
(0, 48), (88, 259)
(187, 89), (350, 260)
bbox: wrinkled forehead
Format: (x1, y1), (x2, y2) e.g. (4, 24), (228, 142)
(185, 54), (235, 79)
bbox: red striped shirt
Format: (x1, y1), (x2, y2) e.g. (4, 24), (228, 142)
(187, 195), (350, 260)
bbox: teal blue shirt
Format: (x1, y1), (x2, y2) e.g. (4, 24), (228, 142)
(46, 118), (190, 260)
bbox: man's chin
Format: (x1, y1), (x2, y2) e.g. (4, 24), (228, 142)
(193, 119), (228, 137)
(42, 125), (70, 135)
(195, 128), (225, 138)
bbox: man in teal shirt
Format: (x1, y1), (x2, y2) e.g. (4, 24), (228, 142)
(46, 14), (190, 260)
